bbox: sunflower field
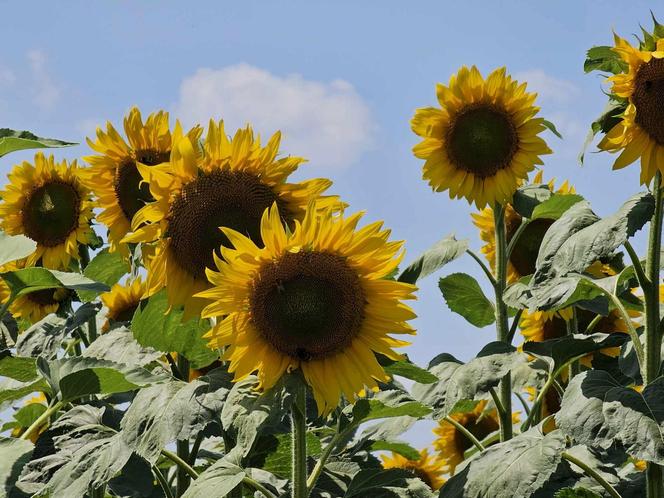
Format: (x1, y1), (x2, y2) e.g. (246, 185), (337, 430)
(1, 11), (664, 498)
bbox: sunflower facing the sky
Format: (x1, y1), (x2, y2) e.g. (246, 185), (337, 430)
(81, 107), (201, 255)
(380, 449), (446, 490)
(100, 276), (147, 329)
(411, 66), (552, 207)
(0, 153), (96, 269)
(471, 172), (575, 282)
(124, 120), (339, 318)
(197, 203), (417, 415)
(433, 400), (519, 473)
(598, 33), (664, 184)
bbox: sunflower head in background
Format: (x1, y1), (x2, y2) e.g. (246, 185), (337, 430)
(411, 66), (551, 208)
(380, 449), (446, 490)
(598, 27), (664, 184)
(197, 203), (417, 415)
(124, 120), (340, 318)
(0, 153), (96, 269)
(81, 107), (202, 255)
(100, 276), (147, 330)
(471, 172), (575, 282)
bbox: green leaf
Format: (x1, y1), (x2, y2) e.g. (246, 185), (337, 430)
(131, 290), (217, 369)
(181, 458), (245, 498)
(1, 267), (109, 298)
(0, 129), (76, 157)
(0, 378), (49, 409)
(352, 390), (431, 424)
(40, 356), (169, 401)
(554, 487), (603, 498)
(413, 342), (527, 419)
(370, 441), (421, 460)
(78, 249), (130, 302)
(542, 119), (563, 139)
(531, 194), (584, 221)
(579, 99), (628, 164)
(120, 369), (232, 464)
(13, 401), (47, 427)
(263, 432), (323, 479)
(512, 184), (553, 219)
(0, 231), (36, 267)
(345, 468), (433, 497)
(441, 425), (566, 498)
(0, 436), (34, 496)
(0, 353), (38, 382)
(584, 46), (628, 74)
(82, 326), (163, 367)
(438, 273), (495, 327)
(556, 371), (664, 464)
(398, 234), (468, 284)
(381, 357), (438, 384)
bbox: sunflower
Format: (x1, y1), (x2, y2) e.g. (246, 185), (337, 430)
(598, 34), (664, 184)
(100, 277), (147, 329)
(411, 66), (551, 207)
(81, 107), (202, 255)
(0, 260), (73, 324)
(380, 449), (446, 490)
(0, 153), (96, 269)
(124, 121), (339, 318)
(433, 400), (518, 473)
(471, 172), (575, 282)
(197, 203), (417, 415)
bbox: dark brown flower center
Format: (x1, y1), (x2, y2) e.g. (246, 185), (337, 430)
(410, 467), (435, 490)
(22, 181), (81, 247)
(109, 303), (139, 323)
(446, 104), (519, 178)
(167, 170), (288, 280)
(453, 413), (498, 454)
(27, 288), (69, 307)
(249, 251), (366, 361)
(633, 57), (664, 145)
(508, 218), (554, 278)
(114, 149), (170, 223)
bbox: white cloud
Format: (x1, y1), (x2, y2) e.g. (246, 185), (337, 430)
(174, 63), (376, 169)
(27, 49), (60, 111)
(514, 69), (579, 105)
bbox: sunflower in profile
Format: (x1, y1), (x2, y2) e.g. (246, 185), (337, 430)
(598, 34), (664, 184)
(411, 66), (551, 207)
(380, 449), (446, 490)
(0, 153), (96, 269)
(471, 172), (575, 282)
(125, 121), (339, 318)
(433, 400), (517, 473)
(81, 107), (202, 254)
(197, 203), (417, 415)
(100, 277), (147, 329)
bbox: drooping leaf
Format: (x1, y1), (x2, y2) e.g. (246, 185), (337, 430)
(556, 371), (664, 464)
(78, 249), (130, 302)
(181, 458), (245, 498)
(440, 425), (566, 498)
(0, 129), (76, 157)
(1, 267), (109, 298)
(131, 290), (217, 369)
(398, 234), (468, 284)
(512, 184), (553, 219)
(542, 119), (563, 139)
(579, 98), (627, 164)
(438, 273), (495, 327)
(584, 46), (629, 74)
(0, 231), (36, 267)
(0, 436), (33, 497)
(107, 454), (156, 498)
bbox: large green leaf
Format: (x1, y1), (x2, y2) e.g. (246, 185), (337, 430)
(345, 468), (434, 497)
(351, 390), (431, 424)
(584, 46), (628, 74)
(82, 326), (162, 367)
(0, 353), (38, 382)
(438, 273), (495, 328)
(556, 371), (664, 464)
(1, 267), (109, 298)
(512, 184), (553, 219)
(440, 425), (566, 498)
(398, 234), (468, 284)
(0, 231), (36, 267)
(120, 369), (232, 463)
(131, 290), (217, 369)
(181, 458), (245, 498)
(78, 249), (130, 302)
(0, 129), (75, 157)
(381, 357), (438, 384)
(531, 194), (584, 221)
(0, 436), (33, 497)
(413, 342), (526, 418)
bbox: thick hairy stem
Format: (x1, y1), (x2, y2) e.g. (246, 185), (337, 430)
(175, 355), (191, 497)
(566, 308), (581, 379)
(561, 452), (622, 498)
(444, 415), (485, 452)
(291, 383), (307, 498)
(493, 204), (513, 441)
(20, 400), (63, 441)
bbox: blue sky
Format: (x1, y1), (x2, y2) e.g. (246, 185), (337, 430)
(0, 1), (658, 447)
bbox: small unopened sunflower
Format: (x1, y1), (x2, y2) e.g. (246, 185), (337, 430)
(197, 204), (417, 415)
(434, 400), (519, 473)
(81, 107), (202, 254)
(411, 66), (551, 207)
(100, 277), (147, 329)
(380, 449), (446, 490)
(0, 153), (96, 268)
(471, 172), (575, 282)
(125, 121), (339, 318)
(599, 34), (664, 184)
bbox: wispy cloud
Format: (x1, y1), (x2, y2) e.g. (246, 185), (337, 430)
(174, 63), (376, 169)
(27, 49), (60, 111)
(515, 69), (579, 105)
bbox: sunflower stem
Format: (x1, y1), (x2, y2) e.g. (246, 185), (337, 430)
(153, 464), (175, 498)
(291, 381), (308, 498)
(493, 203), (513, 441)
(175, 355), (191, 497)
(561, 451), (623, 498)
(242, 476), (278, 498)
(566, 308), (581, 379)
(466, 249), (497, 288)
(645, 171), (664, 498)
(20, 399), (63, 441)
(443, 415), (485, 452)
